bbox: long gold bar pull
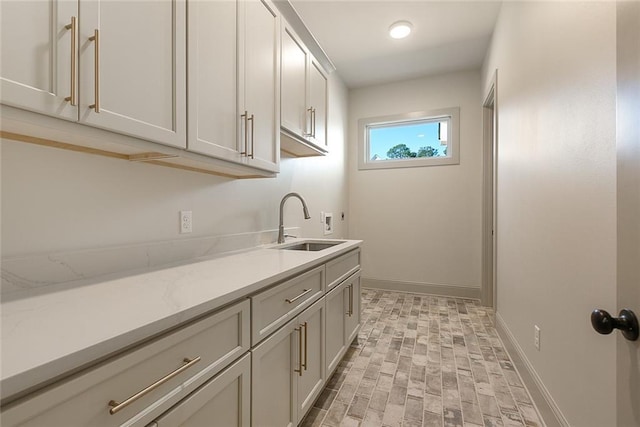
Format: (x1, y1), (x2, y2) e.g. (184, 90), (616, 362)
(294, 327), (303, 376)
(304, 107), (313, 137)
(311, 108), (316, 138)
(88, 29), (100, 112)
(108, 357), (200, 415)
(303, 321), (308, 371)
(248, 114), (255, 159)
(285, 288), (312, 304)
(64, 17), (77, 105)
(240, 111), (248, 155)
(350, 284), (354, 316)
(346, 284), (353, 317)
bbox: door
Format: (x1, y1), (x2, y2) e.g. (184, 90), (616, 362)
(79, 0), (186, 148)
(325, 280), (347, 374)
(615, 2), (640, 425)
(0, 0), (78, 121)
(482, 71), (498, 309)
(251, 319), (297, 427)
(241, 0), (279, 172)
(307, 58), (327, 150)
(344, 273), (361, 345)
(187, 0), (241, 162)
(296, 298), (325, 423)
(280, 25), (308, 138)
(151, 354), (250, 427)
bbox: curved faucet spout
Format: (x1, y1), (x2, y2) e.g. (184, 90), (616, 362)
(278, 192), (311, 243)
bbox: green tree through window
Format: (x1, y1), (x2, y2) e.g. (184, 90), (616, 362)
(387, 144), (439, 159)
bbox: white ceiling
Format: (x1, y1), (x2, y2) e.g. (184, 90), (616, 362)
(289, 1), (502, 88)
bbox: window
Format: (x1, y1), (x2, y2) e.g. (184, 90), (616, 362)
(358, 107), (460, 170)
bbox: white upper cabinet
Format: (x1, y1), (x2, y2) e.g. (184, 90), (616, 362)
(240, 0), (280, 172)
(188, 0), (280, 173)
(308, 58), (328, 150)
(187, 0), (241, 163)
(280, 22), (328, 156)
(0, 0), (186, 149)
(79, 0), (186, 148)
(280, 27), (308, 137)
(0, 1), (79, 121)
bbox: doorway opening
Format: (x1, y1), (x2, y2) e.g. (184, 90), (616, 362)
(482, 71), (498, 309)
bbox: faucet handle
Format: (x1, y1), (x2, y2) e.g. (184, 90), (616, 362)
(283, 234), (297, 239)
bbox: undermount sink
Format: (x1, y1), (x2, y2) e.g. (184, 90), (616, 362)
(274, 240), (345, 252)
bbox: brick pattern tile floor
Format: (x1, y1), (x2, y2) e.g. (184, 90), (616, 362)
(301, 289), (545, 427)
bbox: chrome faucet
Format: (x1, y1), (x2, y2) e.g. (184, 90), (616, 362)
(278, 192), (311, 243)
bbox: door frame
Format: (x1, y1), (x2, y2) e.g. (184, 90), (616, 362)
(615, 2), (640, 425)
(482, 70), (498, 309)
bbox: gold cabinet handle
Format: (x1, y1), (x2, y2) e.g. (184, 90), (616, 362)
(346, 284), (353, 317)
(240, 111), (248, 155)
(64, 17), (77, 105)
(294, 327), (303, 376)
(302, 321), (308, 371)
(248, 114), (254, 159)
(304, 107), (313, 137)
(311, 107), (316, 138)
(285, 288), (312, 304)
(107, 357), (201, 415)
(350, 283), (354, 316)
(88, 29), (100, 112)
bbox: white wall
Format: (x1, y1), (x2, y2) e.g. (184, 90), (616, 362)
(481, 2), (617, 426)
(1, 74), (349, 257)
(348, 70), (483, 294)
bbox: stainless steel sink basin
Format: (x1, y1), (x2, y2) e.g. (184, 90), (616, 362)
(274, 240), (345, 251)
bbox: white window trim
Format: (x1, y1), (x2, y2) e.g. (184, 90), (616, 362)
(357, 107), (460, 170)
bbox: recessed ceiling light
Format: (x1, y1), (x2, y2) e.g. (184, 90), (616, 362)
(389, 21), (412, 39)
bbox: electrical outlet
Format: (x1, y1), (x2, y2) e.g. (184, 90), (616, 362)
(180, 211), (192, 234)
(534, 325), (540, 350)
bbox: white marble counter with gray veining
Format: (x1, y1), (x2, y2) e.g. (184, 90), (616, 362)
(0, 235), (362, 402)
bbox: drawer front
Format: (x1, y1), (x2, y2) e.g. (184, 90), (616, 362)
(326, 249), (360, 291)
(1, 299), (250, 427)
(151, 353), (251, 427)
(251, 265), (324, 345)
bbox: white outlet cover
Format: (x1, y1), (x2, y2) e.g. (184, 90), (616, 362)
(180, 211), (193, 234)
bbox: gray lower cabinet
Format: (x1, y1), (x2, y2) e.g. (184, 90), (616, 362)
(325, 271), (361, 376)
(251, 297), (325, 427)
(344, 273), (361, 345)
(147, 353), (251, 427)
(0, 248), (361, 427)
(0, 300), (250, 427)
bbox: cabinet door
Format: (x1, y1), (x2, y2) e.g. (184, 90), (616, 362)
(79, 0), (186, 148)
(152, 353), (250, 427)
(251, 319), (297, 427)
(187, 0), (241, 162)
(345, 274), (361, 345)
(0, 0), (78, 121)
(296, 298), (325, 423)
(325, 280), (347, 374)
(280, 25), (308, 138)
(308, 58), (328, 150)
(241, 0), (280, 172)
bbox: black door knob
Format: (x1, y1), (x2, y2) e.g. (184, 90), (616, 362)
(591, 308), (639, 341)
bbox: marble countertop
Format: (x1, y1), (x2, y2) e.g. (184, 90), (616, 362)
(0, 238), (362, 401)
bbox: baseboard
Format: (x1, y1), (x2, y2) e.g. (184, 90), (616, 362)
(362, 278), (480, 299)
(496, 313), (570, 427)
